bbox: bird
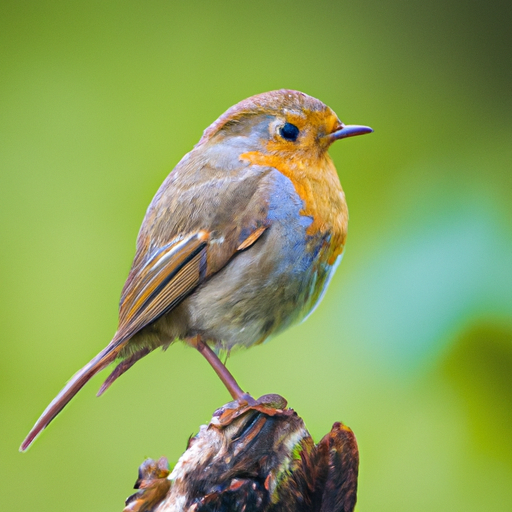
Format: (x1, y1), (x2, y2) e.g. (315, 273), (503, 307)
(20, 89), (372, 451)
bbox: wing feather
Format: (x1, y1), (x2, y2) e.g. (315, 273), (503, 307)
(116, 167), (275, 344)
(117, 231), (209, 340)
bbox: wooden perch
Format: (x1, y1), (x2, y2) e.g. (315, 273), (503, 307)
(123, 394), (359, 512)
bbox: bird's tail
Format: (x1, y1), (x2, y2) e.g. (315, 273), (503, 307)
(19, 339), (125, 452)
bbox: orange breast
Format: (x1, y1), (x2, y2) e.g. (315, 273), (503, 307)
(240, 149), (348, 265)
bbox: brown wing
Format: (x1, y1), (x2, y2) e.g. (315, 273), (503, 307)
(115, 224), (268, 345)
(114, 164), (276, 346)
(116, 231), (209, 341)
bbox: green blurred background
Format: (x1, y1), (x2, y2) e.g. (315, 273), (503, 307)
(1, 1), (511, 510)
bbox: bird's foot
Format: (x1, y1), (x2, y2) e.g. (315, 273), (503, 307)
(236, 392), (257, 407)
(212, 393), (289, 427)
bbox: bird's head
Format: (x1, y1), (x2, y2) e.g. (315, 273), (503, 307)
(197, 90), (372, 160)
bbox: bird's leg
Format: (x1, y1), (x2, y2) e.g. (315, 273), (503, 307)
(192, 337), (256, 406)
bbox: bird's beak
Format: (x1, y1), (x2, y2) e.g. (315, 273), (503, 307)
(327, 123), (373, 143)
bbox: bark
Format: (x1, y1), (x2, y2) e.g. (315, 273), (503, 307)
(123, 394), (358, 512)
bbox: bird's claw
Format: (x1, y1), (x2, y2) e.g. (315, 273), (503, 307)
(211, 393), (289, 427)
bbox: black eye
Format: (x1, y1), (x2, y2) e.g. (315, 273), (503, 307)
(279, 122), (299, 141)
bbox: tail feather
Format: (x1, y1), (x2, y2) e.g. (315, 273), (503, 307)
(97, 347), (151, 397)
(19, 341), (124, 452)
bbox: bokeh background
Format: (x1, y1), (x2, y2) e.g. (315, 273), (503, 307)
(1, 1), (511, 510)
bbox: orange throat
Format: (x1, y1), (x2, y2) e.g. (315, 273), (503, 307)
(240, 149), (348, 264)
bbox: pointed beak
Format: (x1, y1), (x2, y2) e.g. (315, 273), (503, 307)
(327, 123), (373, 143)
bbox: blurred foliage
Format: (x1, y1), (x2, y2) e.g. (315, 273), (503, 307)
(441, 323), (512, 463)
(0, 1), (511, 511)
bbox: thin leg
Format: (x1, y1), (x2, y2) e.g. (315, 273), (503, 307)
(193, 338), (255, 405)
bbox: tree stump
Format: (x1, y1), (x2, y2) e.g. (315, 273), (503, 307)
(123, 394), (359, 512)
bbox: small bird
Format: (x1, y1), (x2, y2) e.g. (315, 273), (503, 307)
(20, 90), (372, 451)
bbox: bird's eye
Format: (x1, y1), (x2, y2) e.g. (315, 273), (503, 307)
(279, 122), (299, 142)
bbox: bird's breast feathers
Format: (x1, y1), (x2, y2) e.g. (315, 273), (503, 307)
(240, 148), (348, 264)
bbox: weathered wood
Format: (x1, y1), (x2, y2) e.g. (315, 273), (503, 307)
(123, 395), (359, 512)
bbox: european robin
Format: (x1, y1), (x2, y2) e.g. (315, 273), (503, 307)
(20, 90), (372, 451)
